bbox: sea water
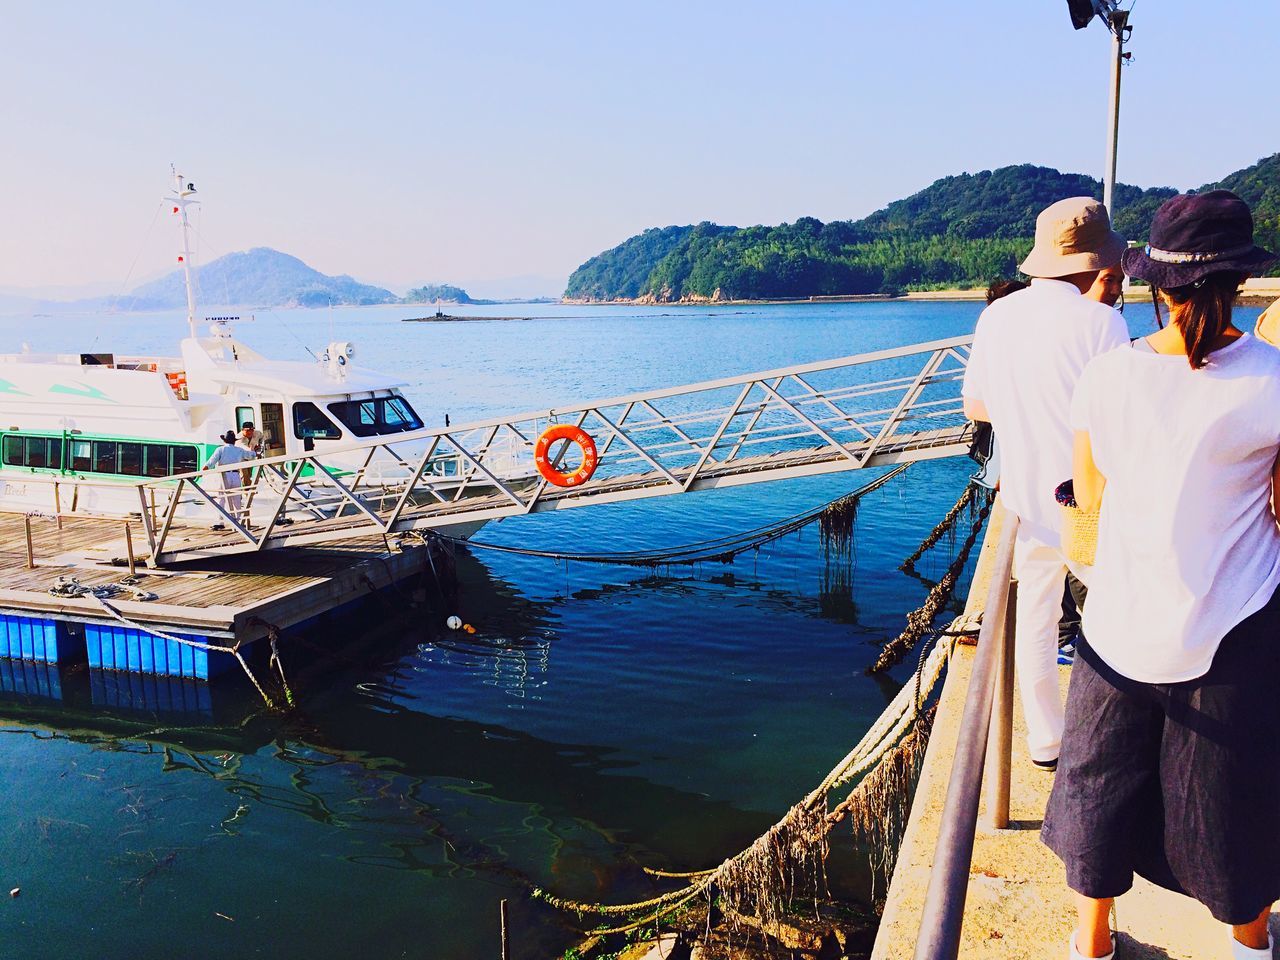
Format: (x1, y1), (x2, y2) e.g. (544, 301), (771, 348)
(0, 299), (1257, 958)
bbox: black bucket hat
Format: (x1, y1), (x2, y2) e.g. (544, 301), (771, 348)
(1122, 189), (1276, 288)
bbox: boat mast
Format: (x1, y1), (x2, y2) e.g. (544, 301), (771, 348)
(169, 168), (199, 339)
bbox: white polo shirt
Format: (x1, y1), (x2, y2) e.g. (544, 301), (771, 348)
(962, 278), (1129, 547)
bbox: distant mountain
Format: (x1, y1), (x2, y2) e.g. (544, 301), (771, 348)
(402, 283), (474, 304)
(565, 155), (1279, 301)
(115, 247), (397, 310)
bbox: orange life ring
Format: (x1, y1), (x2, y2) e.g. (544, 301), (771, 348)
(534, 424), (599, 487)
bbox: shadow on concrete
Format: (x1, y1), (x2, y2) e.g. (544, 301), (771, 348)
(1115, 933), (1176, 959)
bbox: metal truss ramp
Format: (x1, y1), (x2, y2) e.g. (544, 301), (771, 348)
(134, 334), (974, 566)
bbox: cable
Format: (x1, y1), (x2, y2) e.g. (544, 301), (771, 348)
(427, 464), (910, 567)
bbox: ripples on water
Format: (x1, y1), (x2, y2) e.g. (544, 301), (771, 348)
(0, 300), (1258, 958)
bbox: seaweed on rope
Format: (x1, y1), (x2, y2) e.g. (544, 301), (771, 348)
(534, 607), (966, 948)
(428, 462), (910, 569)
(868, 493), (993, 675)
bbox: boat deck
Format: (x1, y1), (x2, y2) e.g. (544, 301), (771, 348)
(0, 512), (428, 644)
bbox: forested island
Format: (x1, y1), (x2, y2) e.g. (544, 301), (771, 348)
(565, 155), (1280, 302)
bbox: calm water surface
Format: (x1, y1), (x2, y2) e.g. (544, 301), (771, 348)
(0, 299), (1258, 958)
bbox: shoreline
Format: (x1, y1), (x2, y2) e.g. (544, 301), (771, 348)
(563, 278), (1280, 309)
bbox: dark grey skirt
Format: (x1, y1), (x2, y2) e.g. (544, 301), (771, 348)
(1041, 585), (1280, 925)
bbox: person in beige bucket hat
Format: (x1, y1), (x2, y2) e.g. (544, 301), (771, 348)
(962, 195), (1129, 773)
(1021, 196), (1129, 278)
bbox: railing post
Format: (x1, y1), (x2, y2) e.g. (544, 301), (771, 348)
(984, 580), (1017, 830)
(912, 515), (1018, 960)
(24, 516), (34, 569)
(124, 521), (136, 578)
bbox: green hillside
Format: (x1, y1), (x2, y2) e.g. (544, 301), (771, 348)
(1204, 153), (1280, 257)
(566, 155), (1278, 301)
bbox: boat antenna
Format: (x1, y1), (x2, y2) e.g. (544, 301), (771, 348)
(168, 166), (200, 339)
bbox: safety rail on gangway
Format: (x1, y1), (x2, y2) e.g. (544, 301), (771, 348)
(130, 334), (975, 566)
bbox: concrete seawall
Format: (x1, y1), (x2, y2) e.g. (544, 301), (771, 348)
(872, 503), (1280, 959)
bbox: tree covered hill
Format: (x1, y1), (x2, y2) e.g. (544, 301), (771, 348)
(1204, 153), (1280, 257)
(565, 155), (1279, 302)
(402, 283), (474, 304)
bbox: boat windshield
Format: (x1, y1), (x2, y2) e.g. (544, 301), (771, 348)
(326, 396), (424, 438)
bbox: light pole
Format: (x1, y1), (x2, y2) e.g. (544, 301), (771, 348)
(1068, 1), (1133, 215)
(1101, 8), (1132, 214)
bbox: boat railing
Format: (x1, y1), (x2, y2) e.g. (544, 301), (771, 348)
(912, 511), (1018, 960)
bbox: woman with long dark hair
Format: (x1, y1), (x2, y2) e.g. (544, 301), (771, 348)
(1042, 190), (1280, 960)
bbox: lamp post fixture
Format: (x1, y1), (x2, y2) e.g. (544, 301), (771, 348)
(1068, 1), (1134, 215)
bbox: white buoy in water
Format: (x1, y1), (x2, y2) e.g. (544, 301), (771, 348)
(446, 615), (462, 631)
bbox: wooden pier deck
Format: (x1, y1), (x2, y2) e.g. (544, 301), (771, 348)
(0, 512), (431, 646)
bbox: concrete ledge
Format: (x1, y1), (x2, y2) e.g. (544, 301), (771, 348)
(872, 503), (1277, 959)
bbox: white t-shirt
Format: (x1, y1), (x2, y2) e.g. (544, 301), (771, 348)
(1072, 333), (1280, 683)
(962, 278), (1129, 547)
(203, 443), (257, 486)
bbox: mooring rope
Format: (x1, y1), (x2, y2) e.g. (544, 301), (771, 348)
(899, 483), (975, 571)
(535, 607), (972, 937)
(869, 496), (992, 674)
(82, 592), (279, 710)
(427, 464), (910, 567)
(48, 574), (157, 603)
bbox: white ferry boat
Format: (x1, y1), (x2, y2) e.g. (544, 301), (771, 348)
(0, 171), (527, 535)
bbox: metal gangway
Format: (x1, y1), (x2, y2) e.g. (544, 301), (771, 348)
(133, 334), (975, 566)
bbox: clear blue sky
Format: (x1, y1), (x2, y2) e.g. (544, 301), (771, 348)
(1, 0), (1275, 298)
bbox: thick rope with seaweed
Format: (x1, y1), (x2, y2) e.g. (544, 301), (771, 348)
(899, 483), (975, 571)
(534, 612), (966, 939)
(425, 464), (909, 567)
(868, 496), (992, 674)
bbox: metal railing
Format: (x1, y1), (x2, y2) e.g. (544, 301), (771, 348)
(127, 334), (975, 564)
(912, 513), (1018, 960)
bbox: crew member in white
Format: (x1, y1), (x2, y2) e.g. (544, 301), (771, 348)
(961, 197), (1129, 770)
(203, 429), (257, 522)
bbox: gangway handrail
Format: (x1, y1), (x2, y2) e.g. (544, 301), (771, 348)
(912, 512), (1018, 960)
(128, 333), (976, 565)
(128, 333), (975, 485)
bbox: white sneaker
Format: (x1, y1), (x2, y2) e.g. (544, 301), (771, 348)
(1069, 931), (1115, 960)
(1230, 932), (1274, 959)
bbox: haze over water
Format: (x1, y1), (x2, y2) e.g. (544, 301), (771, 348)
(0, 299), (1259, 958)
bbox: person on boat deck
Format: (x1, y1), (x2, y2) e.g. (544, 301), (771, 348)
(962, 197), (1128, 771)
(1043, 191), (1280, 960)
(237, 421), (266, 484)
(237, 421), (265, 456)
(203, 430), (257, 521)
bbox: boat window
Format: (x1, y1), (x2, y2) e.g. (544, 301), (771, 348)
(326, 397), (424, 437)
(236, 406), (255, 430)
(25, 437), (49, 469)
(171, 445), (198, 474)
(144, 443), (171, 478)
(71, 440), (91, 472)
(117, 442), (143, 476)
(1, 435), (62, 470)
(385, 397), (422, 430)
(93, 441), (117, 474)
(293, 401), (341, 440)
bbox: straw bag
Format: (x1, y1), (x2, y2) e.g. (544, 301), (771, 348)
(1055, 479), (1099, 567)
